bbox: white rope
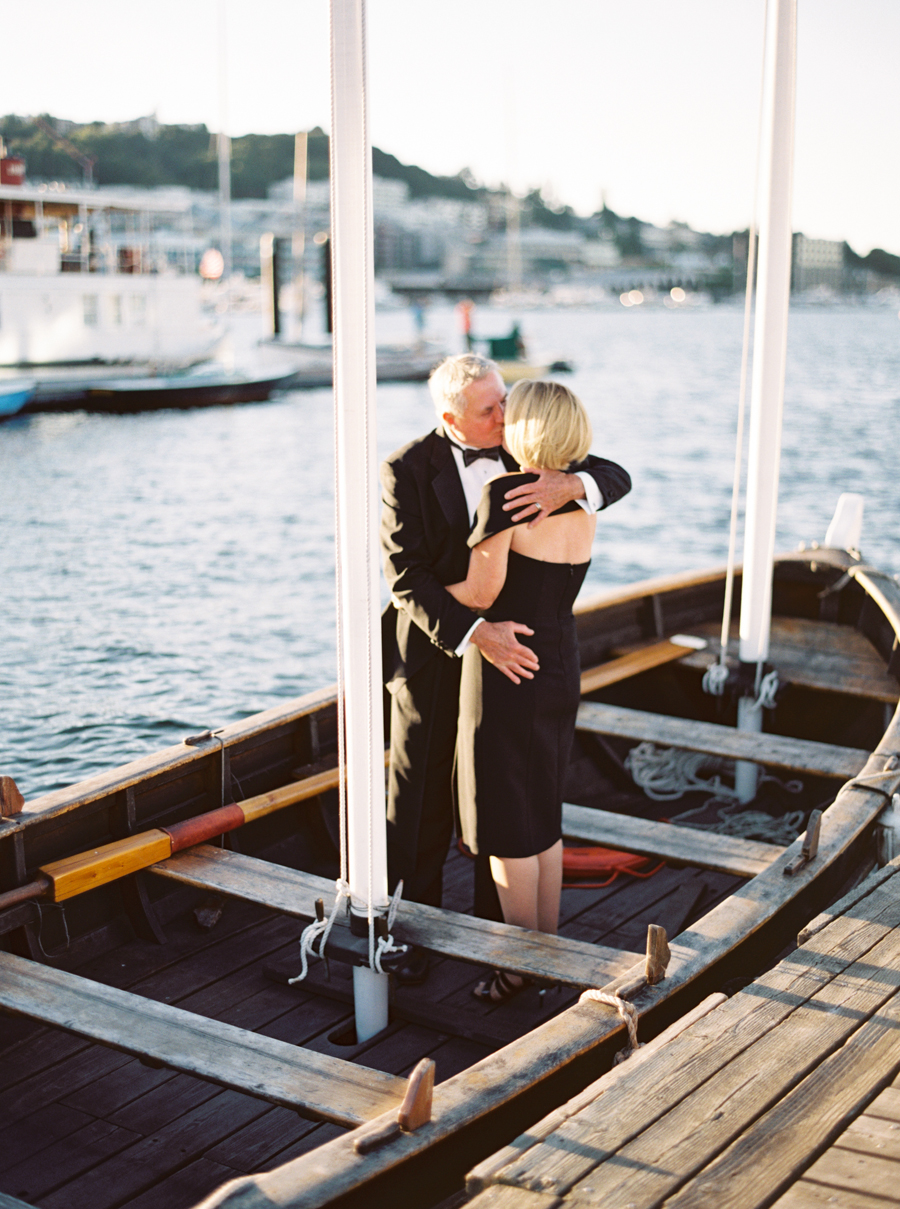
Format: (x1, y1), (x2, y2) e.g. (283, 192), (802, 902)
(579, 988), (642, 1062)
(702, 662), (731, 697)
(670, 798), (805, 847)
(754, 668), (779, 711)
(287, 877), (351, 985)
(372, 879), (408, 974)
(624, 741), (805, 845)
(625, 743), (734, 802)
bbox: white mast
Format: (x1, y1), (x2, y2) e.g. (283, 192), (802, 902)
(735, 0), (797, 801)
(328, 0), (390, 1041)
(217, 2), (233, 284)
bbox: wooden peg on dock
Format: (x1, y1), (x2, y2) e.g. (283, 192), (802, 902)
(0, 776), (24, 818)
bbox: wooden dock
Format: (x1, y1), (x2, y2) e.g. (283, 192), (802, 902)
(465, 855), (900, 1209)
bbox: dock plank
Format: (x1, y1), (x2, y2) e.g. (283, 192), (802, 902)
(115, 1158), (240, 1209)
(0, 951), (405, 1128)
(773, 1180), (896, 1209)
(577, 701), (870, 780)
(151, 846), (641, 989)
(562, 803), (783, 878)
(477, 868), (900, 1198)
(658, 989), (900, 1209)
(558, 927), (900, 1207)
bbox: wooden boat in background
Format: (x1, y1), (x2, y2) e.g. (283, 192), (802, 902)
(1, 547), (898, 1209)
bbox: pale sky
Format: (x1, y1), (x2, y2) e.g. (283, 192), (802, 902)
(3, 1), (898, 255)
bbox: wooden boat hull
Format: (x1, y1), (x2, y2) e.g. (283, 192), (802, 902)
(1, 548), (898, 1209)
(21, 370), (298, 414)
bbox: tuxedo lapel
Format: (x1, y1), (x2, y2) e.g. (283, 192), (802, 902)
(429, 431), (469, 534)
(500, 447), (519, 473)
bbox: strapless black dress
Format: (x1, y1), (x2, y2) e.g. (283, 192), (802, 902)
(455, 475), (590, 859)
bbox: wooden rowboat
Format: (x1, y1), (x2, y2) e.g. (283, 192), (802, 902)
(1, 546), (898, 1209)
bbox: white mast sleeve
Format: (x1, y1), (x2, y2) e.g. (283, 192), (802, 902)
(329, 0), (388, 918)
(739, 0), (797, 666)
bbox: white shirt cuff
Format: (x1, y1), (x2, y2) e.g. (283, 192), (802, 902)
(576, 471), (603, 514)
(455, 616), (484, 656)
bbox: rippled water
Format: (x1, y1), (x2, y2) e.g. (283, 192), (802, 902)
(2, 301), (898, 797)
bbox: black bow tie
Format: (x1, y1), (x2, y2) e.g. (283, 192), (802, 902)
(460, 445), (502, 467)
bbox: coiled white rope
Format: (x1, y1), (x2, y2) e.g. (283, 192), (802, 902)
(625, 741), (805, 845)
(625, 743), (735, 802)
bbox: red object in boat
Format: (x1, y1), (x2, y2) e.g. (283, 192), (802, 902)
(562, 845), (664, 888)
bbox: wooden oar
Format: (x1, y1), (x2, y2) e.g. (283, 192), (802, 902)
(0, 760), (354, 909)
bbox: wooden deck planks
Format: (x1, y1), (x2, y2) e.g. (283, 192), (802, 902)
(577, 701), (870, 780)
(465, 863), (900, 1209)
(468, 865), (900, 1198)
(151, 845), (642, 988)
(770, 1078), (900, 1208)
(0, 951), (405, 1128)
(561, 803), (783, 878)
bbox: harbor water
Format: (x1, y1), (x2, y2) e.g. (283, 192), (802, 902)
(2, 300), (899, 798)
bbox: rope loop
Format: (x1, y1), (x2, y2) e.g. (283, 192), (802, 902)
(579, 987), (642, 1061)
(372, 879), (408, 974)
(702, 662), (731, 697)
(754, 668), (779, 712)
(287, 878), (351, 985)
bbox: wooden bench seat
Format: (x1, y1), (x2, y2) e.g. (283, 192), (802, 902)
(150, 845), (641, 989)
(577, 701), (870, 780)
(562, 803), (784, 879)
(580, 638), (703, 695)
(0, 951), (405, 1129)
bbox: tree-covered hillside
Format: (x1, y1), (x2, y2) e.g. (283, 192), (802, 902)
(0, 114), (486, 203)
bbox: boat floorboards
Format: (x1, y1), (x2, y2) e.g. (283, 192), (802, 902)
(465, 856), (900, 1209)
(0, 841), (739, 1209)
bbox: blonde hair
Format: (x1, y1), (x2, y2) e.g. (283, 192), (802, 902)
(429, 353), (499, 418)
(504, 379), (592, 471)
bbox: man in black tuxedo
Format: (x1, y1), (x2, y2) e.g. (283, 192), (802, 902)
(380, 354), (630, 974)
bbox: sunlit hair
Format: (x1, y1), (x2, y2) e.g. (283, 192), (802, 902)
(504, 379), (592, 471)
(429, 353), (500, 419)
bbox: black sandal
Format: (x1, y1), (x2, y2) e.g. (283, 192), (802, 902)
(472, 969), (529, 1003)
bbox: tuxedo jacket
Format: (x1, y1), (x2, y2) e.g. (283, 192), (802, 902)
(380, 428), (631, 693)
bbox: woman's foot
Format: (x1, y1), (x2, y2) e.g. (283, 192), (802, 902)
(472, 969), (529, 1003)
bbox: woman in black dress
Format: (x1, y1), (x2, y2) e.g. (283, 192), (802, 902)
(447, 380), (595, 1001)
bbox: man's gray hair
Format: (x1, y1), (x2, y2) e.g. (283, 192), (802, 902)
(428, 353), (500, 419)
